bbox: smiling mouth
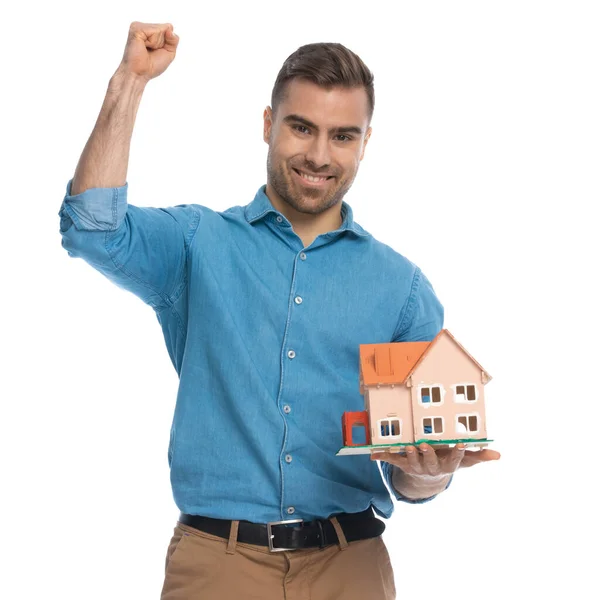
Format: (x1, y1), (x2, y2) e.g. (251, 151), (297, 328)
(292, 168), (335, 184)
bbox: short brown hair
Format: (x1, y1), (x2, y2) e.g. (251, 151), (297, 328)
(271, 43), (375, 123)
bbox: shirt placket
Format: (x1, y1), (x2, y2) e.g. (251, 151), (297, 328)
(269, 212), (344, 521)
(276, 247), (308, 520)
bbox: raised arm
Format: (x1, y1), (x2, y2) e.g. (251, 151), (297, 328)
(59, 23), (201, 311)
(72, 22), (178, 194)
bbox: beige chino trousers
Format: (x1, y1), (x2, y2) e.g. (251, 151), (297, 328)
(160, 518), (396, 599)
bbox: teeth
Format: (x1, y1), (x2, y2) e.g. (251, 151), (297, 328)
(298, 171), (328, 183)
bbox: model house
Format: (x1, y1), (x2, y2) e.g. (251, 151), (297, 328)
(337, 329), (492, 455)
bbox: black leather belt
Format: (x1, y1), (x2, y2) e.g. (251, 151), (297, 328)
(178, 508), (385, 551)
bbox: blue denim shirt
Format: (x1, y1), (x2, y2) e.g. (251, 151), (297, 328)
(58, 180), (446, 522)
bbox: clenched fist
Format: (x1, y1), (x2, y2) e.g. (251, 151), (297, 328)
(119, 21), (179, 81)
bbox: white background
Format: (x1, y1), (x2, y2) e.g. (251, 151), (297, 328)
(1, 1), (598, 598)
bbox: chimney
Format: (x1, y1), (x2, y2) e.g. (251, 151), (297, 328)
(374, 346), (393, 377)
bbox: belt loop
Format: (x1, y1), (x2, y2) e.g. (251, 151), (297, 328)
(226, 520), (240, 555)
(329, 516), (349, 551)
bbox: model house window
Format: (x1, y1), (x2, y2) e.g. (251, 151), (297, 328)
(457, 414), (479, 433)
(423, 417), (443, 434)
(379, 418), (401, 437)
(455, 384), (477, 402)
(420, 385), (442, 404)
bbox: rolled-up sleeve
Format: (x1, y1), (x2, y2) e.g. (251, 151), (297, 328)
(58, 179), (202, 311)
(381, 266), (449, 503)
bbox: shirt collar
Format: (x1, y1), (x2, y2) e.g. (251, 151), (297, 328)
(244, 185), (370, 238)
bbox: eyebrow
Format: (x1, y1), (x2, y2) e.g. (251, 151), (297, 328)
(283, 114), (363, 136)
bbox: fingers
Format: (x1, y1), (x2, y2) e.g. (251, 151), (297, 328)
(443, 443), (466, 473)
(145, 27), (168, 50)
(460, 448), (501, 468)
(165, 27), (179, 49)
(372, 451), (411, 471)
(371, 444), (500, 475)
(484, 449), (501, 460)
(418, 443), (440, 476)
(405, 445), (422, 473)
(373, 444), (442, 477)
(129, 21), (177, 50)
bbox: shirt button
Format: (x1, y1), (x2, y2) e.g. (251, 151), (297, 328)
(294, 296), (303, 305)
(276, 216), (283, 223)
(283, 405), (291, 414)
(300, 252), (307, 260)
(285, 454), (293, 463)
(287, 507), (296, 515)
(287, 350), (296, 359)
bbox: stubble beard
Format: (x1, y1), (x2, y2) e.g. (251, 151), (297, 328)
(266, 150), (354, 216)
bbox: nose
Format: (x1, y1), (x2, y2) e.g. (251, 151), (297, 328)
(304, 134), (331, 170)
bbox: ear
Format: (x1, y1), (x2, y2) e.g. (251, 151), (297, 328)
(359, 126), (372, 161)
(263, 107), (273, 144)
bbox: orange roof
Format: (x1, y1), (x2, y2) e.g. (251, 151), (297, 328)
(359, 341), (430, 386)
(359, 329), (492, 387)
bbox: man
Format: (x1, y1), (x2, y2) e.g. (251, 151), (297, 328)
(58, 22), (500, 600)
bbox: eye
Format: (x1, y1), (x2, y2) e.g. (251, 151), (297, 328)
(294, 125), (310, 134)
(335, 134), (352, 142)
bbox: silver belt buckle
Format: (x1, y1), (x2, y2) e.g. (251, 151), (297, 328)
(266, 518), (304, 552)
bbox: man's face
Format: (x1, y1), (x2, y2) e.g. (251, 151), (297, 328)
(263, 79), (372, 216)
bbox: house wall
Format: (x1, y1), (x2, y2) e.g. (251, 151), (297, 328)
(409, 333), (488, 441)
(366, 385), (414, 445)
